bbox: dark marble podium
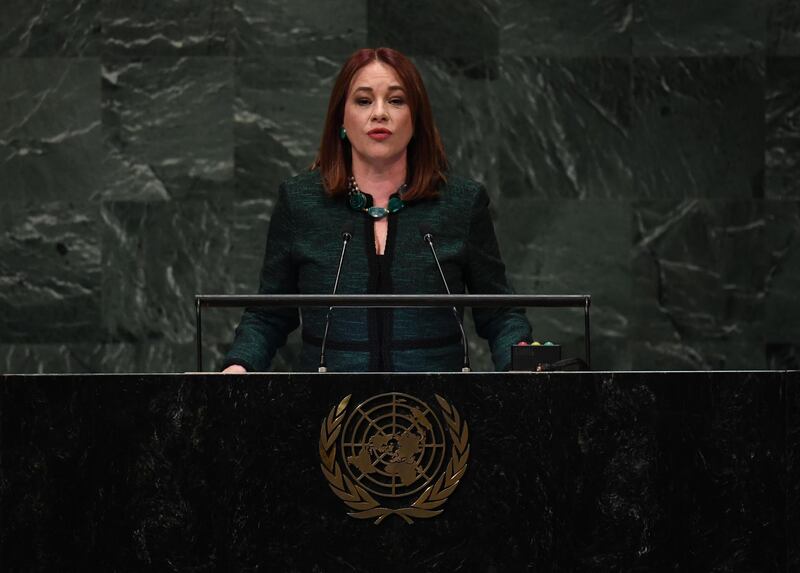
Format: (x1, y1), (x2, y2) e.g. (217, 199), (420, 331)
(1, 371), (797, 572)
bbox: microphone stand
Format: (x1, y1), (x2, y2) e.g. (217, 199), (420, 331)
(318, 223), (353, 372)
(420, 227), (472, 373)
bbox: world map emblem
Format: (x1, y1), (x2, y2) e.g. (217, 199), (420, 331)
(319, 393), (470, 524)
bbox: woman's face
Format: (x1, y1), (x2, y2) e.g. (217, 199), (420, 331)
(343, 61), (414, 168)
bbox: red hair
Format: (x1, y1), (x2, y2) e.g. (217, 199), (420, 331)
(312, 48), (448, 201)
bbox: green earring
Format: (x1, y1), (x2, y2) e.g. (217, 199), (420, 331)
(339, 126), (347, 140)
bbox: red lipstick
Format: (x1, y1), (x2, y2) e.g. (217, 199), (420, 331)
(368, 128), (392, 141)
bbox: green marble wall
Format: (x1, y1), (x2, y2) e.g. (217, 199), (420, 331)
(0, 0), (798, 372)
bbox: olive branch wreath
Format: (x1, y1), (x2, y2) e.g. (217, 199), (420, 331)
(319, 393), (470, 525)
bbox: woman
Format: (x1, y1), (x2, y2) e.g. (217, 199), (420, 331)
(222, 47), (530, 373)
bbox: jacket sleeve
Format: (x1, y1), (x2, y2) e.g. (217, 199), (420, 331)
(465, 185), (532, 371)
(222, 183), (300, 371)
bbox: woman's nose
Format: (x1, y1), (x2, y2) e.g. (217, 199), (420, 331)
(371, 102), (388, 120)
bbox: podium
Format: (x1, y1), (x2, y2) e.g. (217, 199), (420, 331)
(1, 370), (796, 571)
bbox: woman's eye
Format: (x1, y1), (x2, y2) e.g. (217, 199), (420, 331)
(356, 98), (371, 106)
(390, 98), (405, 106)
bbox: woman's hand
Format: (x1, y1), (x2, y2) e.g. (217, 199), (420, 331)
(222, 364), (247, 374)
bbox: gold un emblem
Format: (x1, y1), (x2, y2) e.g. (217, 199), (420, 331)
(319, 392), (470, 524)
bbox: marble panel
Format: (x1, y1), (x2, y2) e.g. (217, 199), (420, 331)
(632, 57), (764, 199)
(764, 201), (800, 343)
(495, 57), (633, 200)
(367, 0), (499, 62)
(0, 343), (135, 374)
(234, 56), (335, 200)
(0, 339), (270, 374)
(634, 0), (764, 56)
(100, 198), (300, 372)
(0, 340), (242, 373)
(101, 0), (234, 56)
(0, 0), (99, 57)
(0, 201), (103, 343)
(768, 0), (800, 55)
(631, 200), (769, 369)
(766, 343), (800, 370)
(415, 57), (499, 196)
(0, 3), (792, 377)
(234, 0), (366, 56)
(101, 57), (234, 201)
(0, 58), (105, 203)
(102, 199), (247, 344)
(499, 0), (632, 57)
(495, 199), (631, 371)
(765, 57), (800, 199)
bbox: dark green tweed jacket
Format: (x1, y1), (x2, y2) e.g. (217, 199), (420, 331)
(223, 169), (531, 372)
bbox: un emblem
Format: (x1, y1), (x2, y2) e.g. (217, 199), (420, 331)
(319, 393), (470, 524)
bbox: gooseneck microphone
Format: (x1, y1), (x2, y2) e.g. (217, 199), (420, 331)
(318, 221), (354, 372)
(418, 224), (471, 373)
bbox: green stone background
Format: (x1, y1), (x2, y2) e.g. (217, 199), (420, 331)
(1, 0), (798, 373)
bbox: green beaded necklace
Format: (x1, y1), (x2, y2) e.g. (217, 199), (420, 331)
(347, 176), (406, 219)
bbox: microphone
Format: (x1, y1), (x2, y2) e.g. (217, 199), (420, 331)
(319, 221), (354, 372)
(418, 224), (471, 372)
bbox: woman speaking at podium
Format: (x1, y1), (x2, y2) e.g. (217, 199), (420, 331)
(222, 48), (530, 373)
